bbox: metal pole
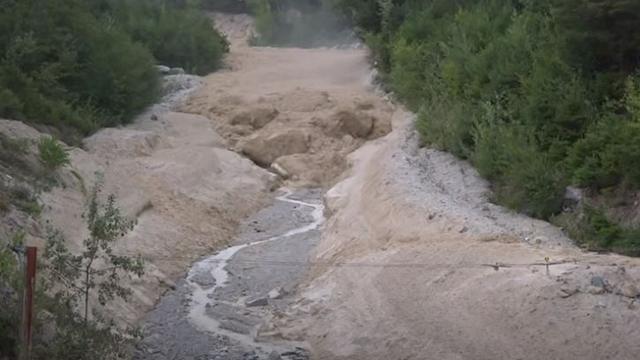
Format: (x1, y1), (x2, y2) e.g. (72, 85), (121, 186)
(20, 246), (36, 360)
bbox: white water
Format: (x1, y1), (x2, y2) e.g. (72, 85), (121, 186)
(185, 188), (325, 349)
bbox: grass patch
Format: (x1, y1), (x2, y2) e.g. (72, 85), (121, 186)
(555, 207), (640, 256)
(38, 137), (70, 171)
(10, 185), (41, 217)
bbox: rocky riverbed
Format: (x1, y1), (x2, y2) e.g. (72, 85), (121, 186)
(134, 188), (323, 360)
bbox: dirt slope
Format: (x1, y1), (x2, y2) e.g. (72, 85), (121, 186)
(272, 111), (640, 359)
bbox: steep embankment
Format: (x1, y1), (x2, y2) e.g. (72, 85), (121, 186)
(274, 112), (640, 359)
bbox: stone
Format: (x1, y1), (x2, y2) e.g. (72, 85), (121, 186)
(268, 351), (282, 360)
(242, 129), (310, 167)
(591, 276), (606, 289)
(587, 285), (605, 295)
(168, 67), (185, 75)
(268, 287), (284, 300)
(333, 109), (374, 138)
(155, 65), (171, 74)
(618, 283), (640, 299)
(271, 162), (290, 179)
(564, 186), (583, 204)
(560, 286), (580, 298)
(245, 296), (269, 307)
(219, 319), (252, 335)
(231, 107), (279, 129)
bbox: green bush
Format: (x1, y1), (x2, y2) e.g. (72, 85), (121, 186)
(0, 232), (22, 359)
(10, 185), (42, 216)
(0, 0), (160, 141)
(38, 137), (70, 171)
(100, 0), (229, 75)
(0, 0), (229, 140)
(203, 0), (249, 13)
(568, 76), (640, 189)
(0, 192), (8, 213)
(556, 207), (640, 256)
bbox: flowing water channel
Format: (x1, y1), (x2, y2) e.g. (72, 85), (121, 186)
(135, 188), (324, 360)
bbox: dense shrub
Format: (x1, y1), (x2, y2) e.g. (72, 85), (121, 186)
(203, 0), (250, 13)
(556, 206), (640, 256)
(98, 0), (229, 75)
(38, 136), (70, 171)
(0, 0), (228, 140)
(0, 0), (159, 141)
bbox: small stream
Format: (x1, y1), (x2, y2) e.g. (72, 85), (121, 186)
(135, 188), (324, 360)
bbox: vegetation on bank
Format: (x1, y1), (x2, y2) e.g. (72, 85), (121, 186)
(339, 0), (640, 255)
(246, 0), (640, 255)
(0, 185), (144, 360)
(0, 0), (228, 143)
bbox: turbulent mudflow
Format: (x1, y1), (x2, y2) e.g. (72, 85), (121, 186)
(135, 188), (324, 360)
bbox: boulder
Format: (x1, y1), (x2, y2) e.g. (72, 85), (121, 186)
(587, 285), (605, 295)
(268, 287), (285, 300)
(168, 67), (185, 75)
(270, 162), (290, 179)
(245, 296), (269, 307)
(564, 186), (584, 207)
(231, 107), (279, 129)
(591, 276), (606, 289)
(617, 283), (640, 298)
(242, 129), (310, 167)
(155, 65), (171, 74)
(333, 109), (374, 138)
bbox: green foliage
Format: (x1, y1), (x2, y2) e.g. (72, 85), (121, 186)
(0, 133), (32, 179)
(0, 232), (24, 359)
(10, 185), (41, 216)
(0, 192), (7, 213)
(335, 0), (640, 254)
(45, 183), (144, 323)
(0, 0), (229, 140)
(0, 0), (160, 141)
(568, 75), (640, 189)
(556, 207), (640, 256)
(0, 186), (144, 359)
(203, 0), (249, 13)
(98, 0), (229, 75)
(38, 136), (70, 171)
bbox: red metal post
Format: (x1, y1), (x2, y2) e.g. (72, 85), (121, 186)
(20, 246), (37, 360)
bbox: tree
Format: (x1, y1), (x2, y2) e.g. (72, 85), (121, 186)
(45, 183), (144, 323)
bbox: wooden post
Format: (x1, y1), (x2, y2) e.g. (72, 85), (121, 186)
(20, 246), (37, 360)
